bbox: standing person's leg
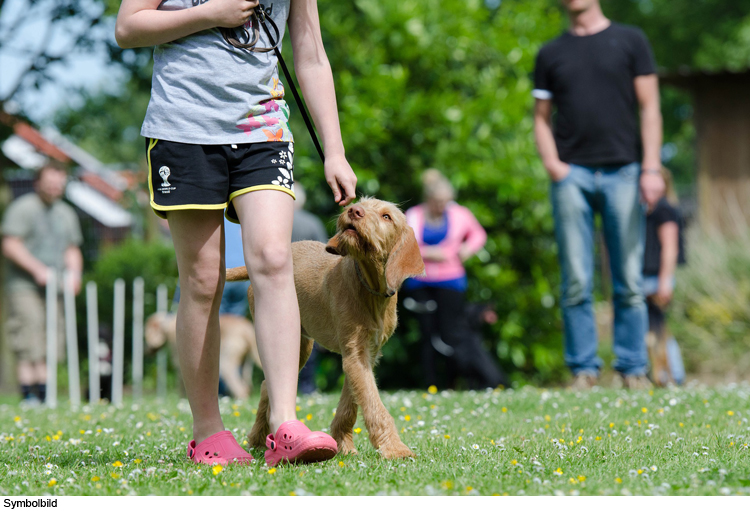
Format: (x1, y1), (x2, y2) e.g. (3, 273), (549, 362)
(233, 190), (299, 435)
(7, 289), (47, 401)
(600, 163), (648, 380)
(550, 167), (600, 378)
(167, 209), (226, 444)
(406, 287), (442, 388)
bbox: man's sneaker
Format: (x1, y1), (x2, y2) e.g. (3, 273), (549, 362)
(569, 371), (598, 391)
(613, 373), (652, 390)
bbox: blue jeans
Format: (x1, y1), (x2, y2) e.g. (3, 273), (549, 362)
(220, 280), (251, 316)
(550, 162), (648, 376)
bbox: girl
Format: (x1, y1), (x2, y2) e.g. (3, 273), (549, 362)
(116, 0), (357, 466)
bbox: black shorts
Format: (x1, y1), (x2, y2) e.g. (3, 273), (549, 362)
(146, 138), (295, 223)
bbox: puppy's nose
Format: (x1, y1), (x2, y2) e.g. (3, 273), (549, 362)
(348, 204), (365, 220)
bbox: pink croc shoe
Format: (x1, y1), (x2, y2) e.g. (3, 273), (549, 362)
(265, 421), (337, 467)
(187, 430), (254, 466)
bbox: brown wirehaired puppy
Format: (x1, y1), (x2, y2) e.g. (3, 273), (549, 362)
(144, 312), (262, 399)
(226, 197), (425, 459)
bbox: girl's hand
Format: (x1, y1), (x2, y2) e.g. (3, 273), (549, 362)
(204, 0), (258, 28)
(654, 278), (673, 308)
(324, 154), (357, 206)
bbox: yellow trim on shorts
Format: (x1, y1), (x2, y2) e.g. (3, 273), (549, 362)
(146, 138), (227, 219)
(225, 185), (296, 224)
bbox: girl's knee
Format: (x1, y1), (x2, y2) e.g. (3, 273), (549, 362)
(246, 243), (292, 277)
(181, 267), (224, 305)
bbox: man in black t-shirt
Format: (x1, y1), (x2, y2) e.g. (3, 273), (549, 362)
(533, 0), (664, 389)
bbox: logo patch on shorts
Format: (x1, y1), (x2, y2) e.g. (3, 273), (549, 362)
(158, 166), (175, 194)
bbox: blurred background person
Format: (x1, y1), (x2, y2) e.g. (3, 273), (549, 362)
(533, 0), (664, 389)
(403, 169), (505, 389)
(2, 161), (83, 404)
(642, 167), (686, 385)
(292, 185), (330, 394)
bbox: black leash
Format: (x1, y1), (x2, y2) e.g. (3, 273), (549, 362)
(220, 5), (325, 163)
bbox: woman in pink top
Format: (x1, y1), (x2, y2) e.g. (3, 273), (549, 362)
(404, 170), (504, 389)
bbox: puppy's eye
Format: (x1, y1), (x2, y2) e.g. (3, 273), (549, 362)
(382, 214), (391, 221)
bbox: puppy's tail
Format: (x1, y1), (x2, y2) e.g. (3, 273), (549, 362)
(226, 266), (250, 281)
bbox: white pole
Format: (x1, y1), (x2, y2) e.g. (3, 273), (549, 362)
(63, 271), (81, 406)
(156, 284), (168, 399)
(45, 269), (57, 408)
(112, 279), (126, 406)
(132, 277), (145, 401)
(86, 281), (100, 404)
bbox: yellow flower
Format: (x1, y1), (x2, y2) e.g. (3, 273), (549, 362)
(554, 468), (563, 476)
(212, 465), (223, 475)
(544, 415), (551, 421)
(466, 486), (473, 492)
(13, 416), (21, 422)
(79, 429), (85, 434)
(637, 469), (643, 475)
(267, 468), (276, 475)
(233, 411), (240, 417)
(112, 461), (123, 467)
(404, 415), (411, 422)
(595, 436), (602, 441)
(569, 478), (577, 484)
(48, 479), (57, 487)
(428, 385), (438, 394)
(430, 404), (436, 410)
(441, 480), (454, 490)
(730, 442), (735, 446)
(609, 422), (615, 428)
(511, 460), (517, 466)
(444, 434), (451, 439)
(727, 411), (735, 416)
(578, 476), (586, 482)
(306, 414), (313, 421)
(111, 472), (120, 479)
(52, 435), (60, 441)
(289, 491), (297, 496)
(354, 428), (362, 434)
(642, 407), (648, 413)
(679, 422), (684, 427)
(615, 477), (622, 483)
(706, 424), (711, 428)
(339, 461), (345, 467)
(501, 407), (508, 413)
(91, 476), (100, 482)
(134, 459), (142, 464)
(179, 427), (186, 431)
(296, 406), (301, 412)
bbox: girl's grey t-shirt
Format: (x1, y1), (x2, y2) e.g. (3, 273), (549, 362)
(141, 0), (293, 145)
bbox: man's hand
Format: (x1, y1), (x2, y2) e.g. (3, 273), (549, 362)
(32, 266), (50, 288)
(204, 0), (258, 28)
(546, 159), (571, 183)
(324, 154), (357, 206)
(640, 170), (665, 204)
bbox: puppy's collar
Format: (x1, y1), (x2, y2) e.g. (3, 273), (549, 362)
(354, 261), (394, 298)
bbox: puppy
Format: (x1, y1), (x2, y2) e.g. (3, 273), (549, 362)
(226, 197), (425, 459)
(144, 312), (262, 399)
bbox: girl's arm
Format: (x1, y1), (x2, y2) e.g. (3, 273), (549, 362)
(115, 0), (258, 49)
(655, 221), (679, 306)
(458, 209), (487, 262)
(288, 0), (357, 206)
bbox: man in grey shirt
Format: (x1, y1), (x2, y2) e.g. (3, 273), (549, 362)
(2, 161), (83, 403)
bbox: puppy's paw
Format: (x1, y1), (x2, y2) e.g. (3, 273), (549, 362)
(335, 436), (358, 455)
(247, 427), (268, 450)
(379, 441), (415, 460)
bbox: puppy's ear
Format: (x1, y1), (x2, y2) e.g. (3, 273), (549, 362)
(325, 233), (347, 256)
(385, 225), (425, 294)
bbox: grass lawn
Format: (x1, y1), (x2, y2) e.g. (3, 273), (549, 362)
(1, 385), (749, 496)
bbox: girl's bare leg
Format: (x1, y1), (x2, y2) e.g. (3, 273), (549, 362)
(168, 209), (225, 444)
(233, 190), (299, 434)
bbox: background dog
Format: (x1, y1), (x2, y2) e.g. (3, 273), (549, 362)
(227, 197), (425, 459)
(144, 312), (262, 399)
